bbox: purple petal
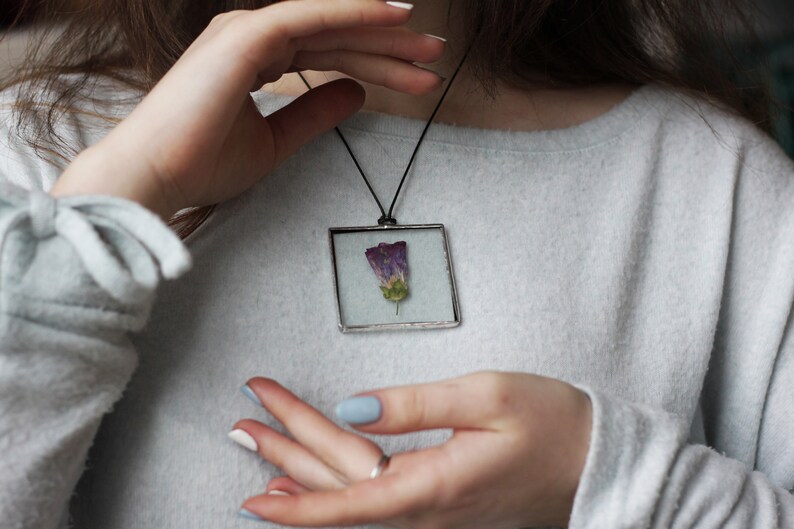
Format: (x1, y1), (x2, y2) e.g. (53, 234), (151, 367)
(365, 241), (408, 287)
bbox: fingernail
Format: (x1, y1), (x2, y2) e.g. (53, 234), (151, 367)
(228, 429), (258, 452)
(238, 508), (265, 522)
(424, 34), (447, 42)
(335, 396), (382, 425)
(240, 384), (261, 406)
(267, 490), (290, 496)
(386, 1), (414, 10)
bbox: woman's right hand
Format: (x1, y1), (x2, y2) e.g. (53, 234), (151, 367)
(52, 0), (445, 218)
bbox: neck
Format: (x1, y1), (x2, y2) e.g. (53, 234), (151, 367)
(263, 1), (636, 131)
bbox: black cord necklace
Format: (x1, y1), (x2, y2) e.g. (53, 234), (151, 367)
(298, 48), (470, 225)
(307, 50), (469, 332)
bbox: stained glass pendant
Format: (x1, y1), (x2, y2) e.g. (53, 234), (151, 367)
(328, 224), (461, 333)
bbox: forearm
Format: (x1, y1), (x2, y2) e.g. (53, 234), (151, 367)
(0, 323), (139, 528)
(0, 183), (191, 528)
(569, 388), (794, 528)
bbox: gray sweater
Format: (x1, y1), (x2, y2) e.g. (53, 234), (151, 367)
(1, 83), (793, 529)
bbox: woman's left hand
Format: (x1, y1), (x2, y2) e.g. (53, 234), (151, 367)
(232, 371), (592, 528)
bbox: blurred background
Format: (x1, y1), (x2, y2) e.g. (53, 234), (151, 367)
(0, 0), (792, 157)
(734, 0), (794, 158)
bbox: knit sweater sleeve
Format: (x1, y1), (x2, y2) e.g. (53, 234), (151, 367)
(569, 125), (794, 528)
(0, 115), (192, 527)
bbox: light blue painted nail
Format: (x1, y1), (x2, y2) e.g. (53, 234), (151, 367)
(335, 396), (382, 425)
(238, 508), (265, 522)
(240, 384), (261, 406)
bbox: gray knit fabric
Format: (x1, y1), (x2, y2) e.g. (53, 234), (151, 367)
(0, 83), (793, 529)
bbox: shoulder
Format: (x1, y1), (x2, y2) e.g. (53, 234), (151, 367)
(628, 85), (794, 217)
(645, 85), (793, 178)
(0, 74), (140, 192)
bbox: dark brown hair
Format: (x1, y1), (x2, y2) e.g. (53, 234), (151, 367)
(1, 0), (769, 237)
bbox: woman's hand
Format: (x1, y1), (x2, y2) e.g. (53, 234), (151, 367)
(52, 0), (445, 218)
(232, 372), (593, 528)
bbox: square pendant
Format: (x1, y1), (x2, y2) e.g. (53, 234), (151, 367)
(328, 224), (461, 332)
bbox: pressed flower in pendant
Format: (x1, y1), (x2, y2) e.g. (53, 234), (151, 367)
(365, 241), (409, 315)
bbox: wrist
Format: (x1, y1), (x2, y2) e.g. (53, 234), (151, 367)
(555, 387), (593, 528)
(52, 144), (181, 220)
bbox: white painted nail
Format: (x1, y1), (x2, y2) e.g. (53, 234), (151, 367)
(386, 2), (414, 10)
(424, 34), (447, 42)
(267, 490), (290, 496)
(228, 429), (258, 452)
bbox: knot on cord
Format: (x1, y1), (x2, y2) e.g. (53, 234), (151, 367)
(28, 190), (57, 239)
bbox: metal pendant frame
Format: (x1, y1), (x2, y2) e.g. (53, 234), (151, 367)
(328, 224), (461, 333)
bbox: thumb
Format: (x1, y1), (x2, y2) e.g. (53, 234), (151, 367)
(335, 372), (514, 434)
(265, 78), (365, 168)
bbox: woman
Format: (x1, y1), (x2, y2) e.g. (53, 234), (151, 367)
(0, 0), (792, 527)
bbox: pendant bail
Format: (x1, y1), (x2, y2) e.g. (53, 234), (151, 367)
(378, 215), (397, 226)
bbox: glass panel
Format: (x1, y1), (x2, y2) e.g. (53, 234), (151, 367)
(329, 225), (461, 332)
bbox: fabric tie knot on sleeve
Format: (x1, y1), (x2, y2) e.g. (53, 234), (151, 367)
(28, 190), (57, 239)
(0, 182), (191, 305)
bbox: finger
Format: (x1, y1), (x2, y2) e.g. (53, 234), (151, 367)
(337, 372), (520, 433)
(130, 1), (414, 147)
(265, 78), (365, 168)
(242, 458), (438, 527)
(292, 50), (443, 94)
(245, 378), (385, 481)
(267, 476), (311, 495)
(250, 0), (416, 45)
(297, 27), (445, 64)
(231, 419), (346, 490)
(232, 0), (418, 80)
